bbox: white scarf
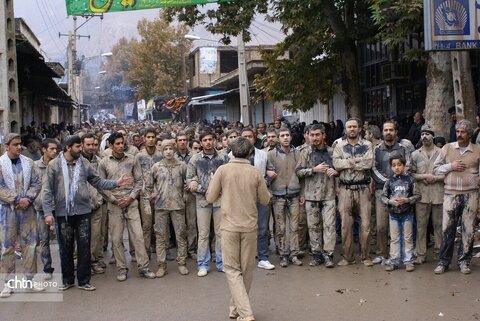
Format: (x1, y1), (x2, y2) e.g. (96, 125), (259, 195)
(60, 153), (82, 216)
(0, 153), (32, 201)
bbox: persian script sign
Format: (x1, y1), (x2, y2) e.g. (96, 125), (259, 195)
(424, 0), (480, 50)
(66, 0), (233, 15)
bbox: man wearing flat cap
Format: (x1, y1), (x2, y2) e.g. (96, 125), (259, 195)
(0, 133), (42, 298)
(410, 125), (444, 265)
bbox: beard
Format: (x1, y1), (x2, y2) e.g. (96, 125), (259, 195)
(384, 134), (394, 142)
(70, 150), (80, 159)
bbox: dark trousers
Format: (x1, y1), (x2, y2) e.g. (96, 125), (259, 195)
(56, 214), (91, 286)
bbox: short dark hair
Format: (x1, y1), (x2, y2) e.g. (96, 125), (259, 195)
(230, 136), (251, 158)
(383, 120), (398, 131)
(189, 139), (201, 148)
(303, 125), (311, 134)
(345, 117), (362, 127)
(144, 127), (157, 137)
(176, 131), (188, 140)
(108, 132), (124, 145)
(64, 135), (81, 151)
(266, 128), (278, 136)
(241, 128), (255, 136)
(226, 129), (238, 138)
(278, 127), (291, 135)
(41, 138), (59, 150)
(81, 133), (96, 144)
(309, 124), (325, 133)
(389, 155), (406, 166)
(199, 130), (215, 141)
(366, 125), (381, 139)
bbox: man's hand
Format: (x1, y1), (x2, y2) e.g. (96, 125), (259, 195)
(423, 174), (436, 184)
(266, 170), (277, 179)
(44, 216), (55, 226)
(313, 162), (330, 173)
(389, 199), (401, 207)
(16, 198), (30, 210)
(326, 168), (338, 177)
(123, 197), (134, 207)
(117, 175), (134, 187)
(397, 198), (410, 205)
(188, 181), (198, 192)
(299, 196), (305, 205)
(451, 160), (466, 172)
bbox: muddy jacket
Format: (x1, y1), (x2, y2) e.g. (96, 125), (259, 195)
(33, 158), (49, 215)
(332, 138), (373, 186)
(372, 141), (411, 190)
(0, 157), (41, 206)
(296, 145), (336, 201)
(175, 151), (192, 164)
(98, 153), (142, 203)
(381, 173), (420, 214)
(186, 150), (230, 207)
(410, 146), (444, 204)
(43, 156), (118, 217)
(145, 159), (186, 211)
(267, 146), (301, 196)
(83, 153), (104, 210)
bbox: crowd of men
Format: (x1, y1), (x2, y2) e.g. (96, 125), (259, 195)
(0, 115), (479, 318)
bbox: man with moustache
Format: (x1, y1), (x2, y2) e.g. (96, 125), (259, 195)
(433, 120), (480, 275)
(372, 120), (411, 264)
(410, 125), (444, 264)
(43, 135), (133, 291)
(263, 128), (278, 152)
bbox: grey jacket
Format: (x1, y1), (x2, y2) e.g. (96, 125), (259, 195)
(42, 155), (118, 217)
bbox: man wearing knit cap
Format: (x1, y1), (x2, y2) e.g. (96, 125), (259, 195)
(410, 124), (444, 264)
(0, 133), (42, 298)
(145, 140), (189, 278)
(433, 119), (480, 275)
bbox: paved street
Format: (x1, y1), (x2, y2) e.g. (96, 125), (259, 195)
(1, 237), (479, 321)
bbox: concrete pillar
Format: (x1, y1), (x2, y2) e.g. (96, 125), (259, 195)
(451, 51), (476, 122)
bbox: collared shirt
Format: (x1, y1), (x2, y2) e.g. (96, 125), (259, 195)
(175, 150), (192, 164)
(410, 146), (444, 204)
(98, 153), (143, 203)
(372, 141), (411, 189)
(332, 137), (373, 185)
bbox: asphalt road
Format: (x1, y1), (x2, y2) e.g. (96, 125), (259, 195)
(1, 240), (479, 321)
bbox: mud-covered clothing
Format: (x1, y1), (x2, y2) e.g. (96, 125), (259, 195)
(381, 173), (420, 214)
(433, 142), (480, 194)
(267, 146), (301, 196)
(102, 144), (139, 158)
(145, 159), (187, 211)
(410, 146), (444, 204)
(296, 145), (336, 201)
(372, 141), (411, 190)
(135, 149), (163, 185)
(82, 153), (104, 211)
(175, 151), (192, 164)
(332, 138), (373, 186)
(43, 156), (118, 217)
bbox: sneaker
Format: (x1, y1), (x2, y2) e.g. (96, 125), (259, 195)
(324, 255), (334, 268)
(139, 269), (156, 279)
(361, 259), (374, 267)
(279, 257), (289, 268)
(257, 260), (275, 270)
(290, 256), (303, 266)
(166, 251), (175, 261)
(156, 268), (167, 278)
(0, 285), (12, 298)
(197, 269), (208, 277)
(229, 306), (239, 319)
(372, 256), (384, 265)
(385, 264), (397, 272)
(44, 273), (53, 280)
(178, 265), (189, 275)
(459, 263), (471, 274)
(78, 283), (96, 291)
(97, 260), (107, 269)
(116, 271), (128, 282)
(109, 256), (116, 265)
(309, 259), (322, 267)
(406, 264), (415, 272)
(297, 250), (305, 259)
(92, 265), (105, 274)
(237, 316), (255, 321)
(434, 264), (447, 275)
(337, 258), (355, 266)
(414, 257), (425, 265)
(58, 283), (74, 291)
(26, 282), (45, 292)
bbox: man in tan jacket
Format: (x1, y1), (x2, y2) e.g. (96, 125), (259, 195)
(207, 136), (271, 321)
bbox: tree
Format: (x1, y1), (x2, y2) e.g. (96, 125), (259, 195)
(165, 1), (378, 117)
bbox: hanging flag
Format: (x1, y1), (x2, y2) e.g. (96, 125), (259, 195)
(66, 0), (234, 16)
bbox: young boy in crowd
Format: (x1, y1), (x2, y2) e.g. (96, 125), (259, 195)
(381, 155), (420, 272)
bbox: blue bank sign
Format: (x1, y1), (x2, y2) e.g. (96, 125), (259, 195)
(424, 0), (480, 50)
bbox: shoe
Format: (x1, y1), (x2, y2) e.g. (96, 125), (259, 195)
(58, 283), (74, 291)
(434, 264), (447, 275)
(44, 273), (53, 280)
(290, 256), (303, 266)
(279, 257), (289, 268)
(92, 265), (105, 274)
(337, 258), (355, 266)
(372, 256), (384, 265)
(156, 268), (167, 278)
(139, 269), (156, 279)
(385, 264), (397, 272)
(116, 271), (128, 282)
(361, 259), (374, 267)
(166, 251), (175, 261)
(297, 250), (305, 259)
(109, 256), (116, 265)
(26, 282), (45, 292)
(197, 269), (208, 277)
(324, 255), (334, 268)
(98, 260), (107, 269)
(189, 253), (198, 260)
(406, 264), (415, 272)
(229, 306), (240, 319)
(257, 260), (275, 270)
(459, 263), (471, 274)
(0, 285), (12, 298)
(237, 316), (255, 321)
(178, 265), (189, 275)
(414, 257), (425, 265)
(78, 283), (96, 291)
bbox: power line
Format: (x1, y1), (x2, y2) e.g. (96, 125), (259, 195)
(35, 0), (66, 55)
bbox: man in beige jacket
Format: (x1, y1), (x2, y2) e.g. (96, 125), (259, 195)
(207, 136), (271, 321)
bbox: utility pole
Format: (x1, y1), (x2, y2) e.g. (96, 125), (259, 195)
(237, 32), (251, 125)
(180, 41), (190, 124)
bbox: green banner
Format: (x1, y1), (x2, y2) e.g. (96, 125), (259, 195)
(66, 0), (231, 16)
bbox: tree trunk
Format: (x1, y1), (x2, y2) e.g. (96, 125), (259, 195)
(342, 40), (363, 118)
(451, 51), (476, 122)
(424, 51), (454, 140)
